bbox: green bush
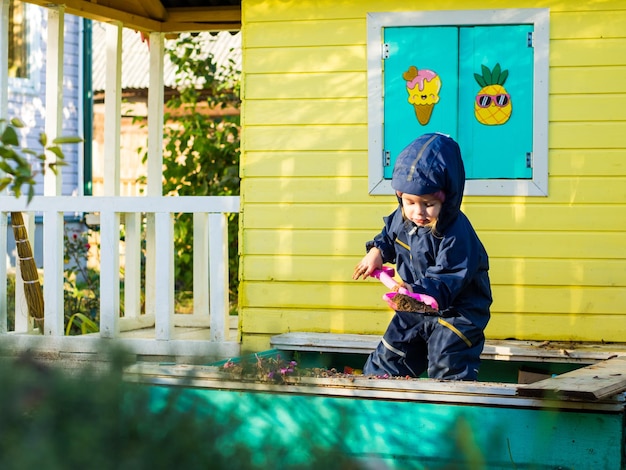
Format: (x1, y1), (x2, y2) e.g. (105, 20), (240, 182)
(0, 350), (362, 470)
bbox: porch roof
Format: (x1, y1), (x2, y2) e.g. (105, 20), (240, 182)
(23, 0), (241, 33)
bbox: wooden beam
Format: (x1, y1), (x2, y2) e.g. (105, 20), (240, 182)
(160, 21), (241, 33)
(129, 0), (167, 22)
(167, 6), (240, 23)
(24, 0), (162, 31)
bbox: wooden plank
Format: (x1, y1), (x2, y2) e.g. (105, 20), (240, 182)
(270, 333), (626, 365)
(245, 45), (365, 74)
(241, 281), (626, 315)
(245, 98), (367, 125)
(517, 356), (626, 400)
(552, 10), (626, 39)
(550, 121), (626, 149)
(244, 72), (366, 99)
(245, 18), (364, 47)
(551, 149), (625, 177)
(242, 255), (626, 287)
(244, 176), (625, 205)
(244, 151), (367, 178)
(242, 229), (624, 259)
(552, 37), (626, 67)
(242, 203), (626, 231)
(551, 66), (626, 94)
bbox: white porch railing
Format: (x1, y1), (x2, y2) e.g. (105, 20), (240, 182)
(0, 195), (241, 360)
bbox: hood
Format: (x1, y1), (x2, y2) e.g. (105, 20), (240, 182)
(391, 132), (465, 232)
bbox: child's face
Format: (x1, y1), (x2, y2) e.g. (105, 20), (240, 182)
(399, 192), (442, 227)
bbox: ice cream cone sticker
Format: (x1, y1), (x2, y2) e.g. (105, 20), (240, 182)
(403, 65), (441, 125)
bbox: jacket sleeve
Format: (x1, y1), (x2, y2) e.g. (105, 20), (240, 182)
(364, 210), (402, 264)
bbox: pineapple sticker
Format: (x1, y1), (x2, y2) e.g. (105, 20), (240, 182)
(474, 63), (512, 126)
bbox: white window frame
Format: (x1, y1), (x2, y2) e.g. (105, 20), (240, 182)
(367, 9), (550, 196)
(8, 0), (42, 96)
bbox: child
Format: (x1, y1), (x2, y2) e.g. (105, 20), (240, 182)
(353, 133), (492, 381)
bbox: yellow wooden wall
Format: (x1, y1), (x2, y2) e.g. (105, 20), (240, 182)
(239, 0), (626, 352)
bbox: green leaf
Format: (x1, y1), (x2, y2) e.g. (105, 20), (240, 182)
(9, 117), (25, 128)
(481, 64), (492, 85)
(474, 73), (487, 88)
(52, 136), (83, 144)
(39, 132), (48, 147)
(1, 126), (19, 146)
(498, 69), (509, 86)
(491, 63), (501, 85)
(0, 177), (12, 192)
(46, 145), (66, 160)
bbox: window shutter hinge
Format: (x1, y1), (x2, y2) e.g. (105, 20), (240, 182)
(527, 32), (534, 48)
(382, 43), (390, 59)
(383, 150), (391, 167)
(526, 151), (533, 168)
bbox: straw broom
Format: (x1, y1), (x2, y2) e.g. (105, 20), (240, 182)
(10, 211), (44, 333)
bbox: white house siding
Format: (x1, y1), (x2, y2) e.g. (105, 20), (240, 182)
(8, 4), (82, 197)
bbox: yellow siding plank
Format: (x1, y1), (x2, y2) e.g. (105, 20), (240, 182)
(551, 66), (626, 94)
(243, 125), (367, 151)
(550, 150), (625, 177)
(486, 314), (626, 343)
(243, 176), (625, 204)
(552, 38), (626, 67)
(241, 308), (393, 335)
(242, 151), (367, 178)
(549, 122), (626, 148)
(245, 46), (366, 74)
(242, 255), (626, 287)
(241, 282), (625, 315)
(243, 203), (626, 231)
(551, 10), (626, 39)
(245, 19), (364, 47)
(243, 229), (626, 260)
(245, 99), (367, 125)
(241, 310), (626, 344)
(550, 94), (626, 121)
(245, 0), (626, 22)
(244, 72), (366, 99)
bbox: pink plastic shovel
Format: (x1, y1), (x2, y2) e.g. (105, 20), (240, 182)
(371, 266), (439, 311)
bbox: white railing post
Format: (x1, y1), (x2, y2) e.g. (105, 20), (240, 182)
(124, 212), (142, 318)
(193, 212), (209, 317)
(99, 209), (120, 338)
(43, 211), (64, 336)
(44, 5), (64, 197)
(0, 211), (6, 334)
(154, 212), (174, 340)
(209, 213), (230, 342)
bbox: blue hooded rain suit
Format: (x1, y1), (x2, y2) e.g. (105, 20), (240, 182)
(363, 133), (492, 381)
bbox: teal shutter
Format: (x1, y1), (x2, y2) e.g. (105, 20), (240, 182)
(383, 26), (458, 179)
(458, 25), (534, 179)
(382, 24), (534, 181)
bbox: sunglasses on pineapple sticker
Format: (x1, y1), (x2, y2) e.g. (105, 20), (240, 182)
(475, 93), (510, 108)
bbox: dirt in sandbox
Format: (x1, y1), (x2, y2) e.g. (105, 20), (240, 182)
(393, 294), (438, 314)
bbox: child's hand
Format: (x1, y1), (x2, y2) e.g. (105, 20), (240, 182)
(353, 248), (383, 280)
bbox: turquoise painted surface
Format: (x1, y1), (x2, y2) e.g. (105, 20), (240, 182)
(383, 26), (459, 179)
(148, 383), (623, 469)
(458, 25), (534, 179)
(382, 24), (533, 180)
